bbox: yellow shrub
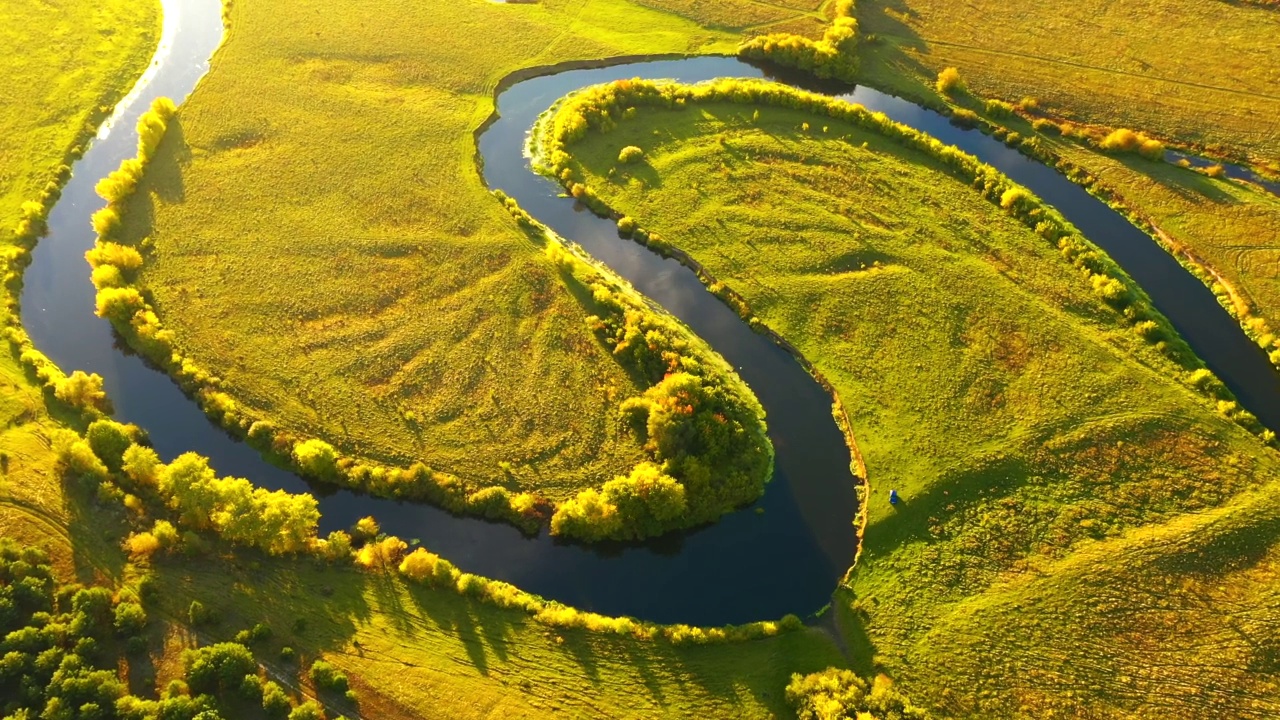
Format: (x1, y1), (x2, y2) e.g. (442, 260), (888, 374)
(936, 67), (964, 95)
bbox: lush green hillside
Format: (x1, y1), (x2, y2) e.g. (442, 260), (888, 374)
(547, 79), (1280, 717)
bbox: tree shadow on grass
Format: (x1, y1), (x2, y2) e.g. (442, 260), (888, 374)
(1118, 153), (1238, 204)
(147, 116), (190, 205)
(149, 552), (375, 671)
(395, 578), (529, 676)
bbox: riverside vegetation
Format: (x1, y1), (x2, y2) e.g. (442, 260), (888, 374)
(539, 77), (1280, 717)
(0, 2), (871, 719)
(847, 0), (1280, 372)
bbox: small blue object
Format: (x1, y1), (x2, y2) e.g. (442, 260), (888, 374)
(889, 489), (900, 505)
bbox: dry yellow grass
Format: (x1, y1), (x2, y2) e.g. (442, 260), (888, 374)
(857, 0), (1280, 159)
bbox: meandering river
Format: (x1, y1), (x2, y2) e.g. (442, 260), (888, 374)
(20, 0), (1280, 625)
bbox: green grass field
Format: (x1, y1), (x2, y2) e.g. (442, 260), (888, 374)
(990, 109), (1280, 370)
(0, 0), (159, 247)
(855, 0), (1280, 161)
(8, 0), (1280, 717)
(120, 0), (761, 506)
(555, 88), (1280, 717)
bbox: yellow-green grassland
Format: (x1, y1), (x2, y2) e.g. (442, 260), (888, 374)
(542, 78), (1280, 717)
(847, 0), (1280, 370)
(0, 0), (159, 567)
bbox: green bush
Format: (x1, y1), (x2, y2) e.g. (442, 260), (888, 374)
(738, 0), (859, 82)
(113, 601), (147, 636)
(293, 438), (339, 480)
(184, 642), (256, 694)
(309, 659), (349, 692)
(984, 98), (1015, 117)
(786, 669), (930, 720)
(85, 419), (138, 472)
(262, 681), (292, 717)
(289, 700), (325, 720)
(617, 145), (644, 164)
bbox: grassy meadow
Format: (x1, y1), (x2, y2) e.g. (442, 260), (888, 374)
(119, 0), (767, 504)
(854, 0), (1280, 160)
(556, 90), (1280, 717)
(0, 0), (159, 249)
(976, 105), (1280, 369)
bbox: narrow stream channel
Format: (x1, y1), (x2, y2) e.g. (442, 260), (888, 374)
(19, 0), (1280, 626)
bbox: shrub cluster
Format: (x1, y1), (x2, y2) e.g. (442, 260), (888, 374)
(1097, 127), (1165, 160)
(739, 0), (859, 83)
(785, 668), (930, 719)
(52, 419), (803, 649)
(392, 545), (805, 644)
(0, 539), (331, 720)
(538, 239), (772, 541)
(534, 76), (1270, 443)
(935, 66), (964, 95)
(53, 418), (321, 556)
(491, 183), (774, 541)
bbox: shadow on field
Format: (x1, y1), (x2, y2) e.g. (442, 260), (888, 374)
(149, 117), (191, 204)
(1119, 154), (1238, 204)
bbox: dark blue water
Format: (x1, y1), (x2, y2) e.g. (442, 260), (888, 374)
(21, 1), (1280, 625)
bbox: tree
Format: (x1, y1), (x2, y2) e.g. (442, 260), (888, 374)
(94, 286), (146, 324)
(85, 420), (135, 472)
(159, 453), (221, 528)
(309, 659), (348, 692)
(353, 516), (379, 540)
(121, 444), (162, 487)
(398, 548), (458, 587)
(935, 66), (964, 95)
(113, 601), (147, 636)
(184, 642), (256, 695)
(53, 371), (110, 414)
(289, 701), (325, 720)
(293, 439), (338, 480)
(261, 680), (292, 718)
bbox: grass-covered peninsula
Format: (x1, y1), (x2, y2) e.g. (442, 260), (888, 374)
(539, 77), (1280, 717)
(105, 0), (797, 533)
